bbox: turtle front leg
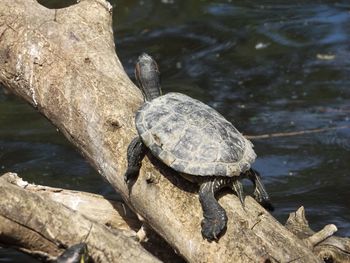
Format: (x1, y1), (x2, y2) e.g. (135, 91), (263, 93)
(199, 179), (231, 241)
(244, 169), (274, 211)
(124, 137), (147, 184)
(232, 179), (245, 208)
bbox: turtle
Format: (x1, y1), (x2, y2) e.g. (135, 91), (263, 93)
(125, 53), (273, 241)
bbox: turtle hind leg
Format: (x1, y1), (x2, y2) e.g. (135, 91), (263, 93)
(245, 169), (274, 211)
(199, 179), (231, 241)
(124, 137), (147, 184)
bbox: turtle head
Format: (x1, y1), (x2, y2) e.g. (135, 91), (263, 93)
(135, 53), (162, 101)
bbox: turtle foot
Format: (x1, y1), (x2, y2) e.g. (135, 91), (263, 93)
(201, 212), (227, 241)
(125, 137), (147, 184)
(253, 189), (274, 211)
(124, 167), (140, 184)
(258, 198), (274, 212)
(246, 169), (274, 212)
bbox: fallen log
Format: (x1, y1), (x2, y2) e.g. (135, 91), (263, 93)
(0, 0), (347, 262)
(0, 172), (184, 263)
(0, 173), (160, 262)
(1, 172), (140, 232)
(2, 172), (348, 262)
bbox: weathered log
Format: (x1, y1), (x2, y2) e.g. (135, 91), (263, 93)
(0, 0), (344, 262)
(1, 172), (140, 232)
(0, 173), (160, 262)
(0, 172), (184, 263)
(3, 172), (348, 263)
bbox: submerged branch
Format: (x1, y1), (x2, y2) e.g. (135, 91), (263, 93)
(246, 125), (350, 140)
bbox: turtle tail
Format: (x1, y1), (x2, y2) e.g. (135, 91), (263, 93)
(135, 53), (162, 101)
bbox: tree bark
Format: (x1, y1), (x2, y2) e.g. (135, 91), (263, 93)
(2, 173), (349, 263)
(1, 172), (140, 232)
(0, 172), (184, 263)
(0, 0), (346, 262)
(0, 173), (160, 263)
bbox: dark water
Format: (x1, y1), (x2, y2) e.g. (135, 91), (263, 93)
(1, 0), (350, 261)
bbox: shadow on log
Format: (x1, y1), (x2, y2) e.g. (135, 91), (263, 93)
(0, 0), (349, 262)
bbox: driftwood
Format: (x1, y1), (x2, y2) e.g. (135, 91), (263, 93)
(1, 173), (348, 263)
(0, 0), (349, 262)
(0, 173), (160, 262)
(0, 172), (184, 263)
(286, 207), (350, 263)
(1, 173), (140, 232)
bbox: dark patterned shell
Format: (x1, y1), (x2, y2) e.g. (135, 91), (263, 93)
(135, 92), (256, 177)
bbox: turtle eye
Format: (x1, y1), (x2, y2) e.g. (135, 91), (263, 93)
(152, 60), (160, 73)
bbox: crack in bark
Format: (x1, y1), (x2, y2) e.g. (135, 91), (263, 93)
(250, 219), (262, 230)
(0, 214), (58, 247)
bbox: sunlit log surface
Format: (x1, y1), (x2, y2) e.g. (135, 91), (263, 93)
(2, 172), (140, 232)
(0, 0), (346, 262)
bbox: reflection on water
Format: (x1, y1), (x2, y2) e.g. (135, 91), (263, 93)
(1, 0), (349, 261)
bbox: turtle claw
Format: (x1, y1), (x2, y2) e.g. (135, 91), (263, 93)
(246, 169), (274, 211)
(253, 186), (274, 211)
(232, 180), (245, 208)
(253, 188), (275, 211)
(258, 198), (275, 212)
(201, 212), (228, 241)
(124, 167), (140, 184)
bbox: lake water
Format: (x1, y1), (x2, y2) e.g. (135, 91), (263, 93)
(1, 0), (349, 262)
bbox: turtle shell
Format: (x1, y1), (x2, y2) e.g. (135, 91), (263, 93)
(135, 92), (256, 177)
